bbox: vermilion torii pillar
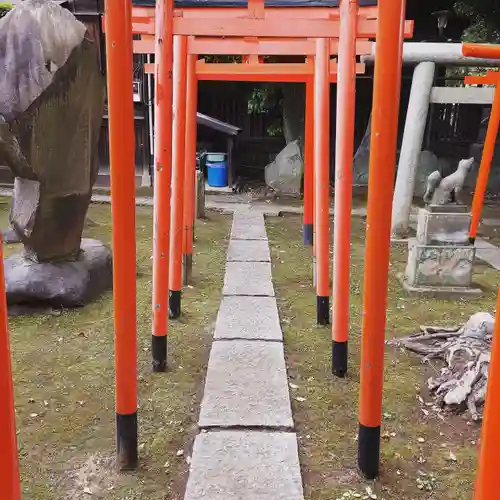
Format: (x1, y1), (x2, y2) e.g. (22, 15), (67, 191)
(314, 37), (331, 326)
(182, 53), (198, 286)
(460, 42), (500, 500)
(357, 0), (406, 480)
(151, 0), (174, 371)
(104, 0), (138, 469)
(0, 240), (21, 497)
(461, 68), (500, 244)
(332, 0), (358, 376)
(169, 35), (188, 319)
(303, 75), (314, 246)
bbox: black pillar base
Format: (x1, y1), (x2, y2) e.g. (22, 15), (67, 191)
(116, 411), (138, 471)
(303, 223), (313, 246)
(332, 340), (348, 378)
(152, 335), (167, 372)
(469, 236), (476, 245)
(169, 289), (181, 319)
(316, 295), (329, 325)
(358, 423), (381, 480)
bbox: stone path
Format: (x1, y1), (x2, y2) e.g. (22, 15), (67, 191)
(475, 238), (500, 271)
(184, 210), (304, 500)
(0, 187), (367, 217)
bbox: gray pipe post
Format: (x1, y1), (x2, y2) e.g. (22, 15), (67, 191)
(391, 61), (435, 236)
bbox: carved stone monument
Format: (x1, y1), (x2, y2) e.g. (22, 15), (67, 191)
(401, 158), (481, 298)
(0, 0), (111, 310)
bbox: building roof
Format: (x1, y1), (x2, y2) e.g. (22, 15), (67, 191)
(197, 112), (241, 136)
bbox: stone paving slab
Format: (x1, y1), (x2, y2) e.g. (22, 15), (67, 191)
(227, 239), (271, 262)
(198, 340), (293, 428)
(184, 430), (304, 500)
(214, 296), (282, 341)
(475, 237), (500, 271)
(231, 211), (268, 240)
(223, 261), (275, 296)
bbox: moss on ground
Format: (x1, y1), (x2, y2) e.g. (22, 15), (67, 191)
(3, 201), (229, 499)
(267, 214), (498, 500)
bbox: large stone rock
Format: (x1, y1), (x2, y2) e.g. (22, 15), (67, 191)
(264, 140), (302, 196)
(4, 239), (112, 308)
(0, 1), (105, 262)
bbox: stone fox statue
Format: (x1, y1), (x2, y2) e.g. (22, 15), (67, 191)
(423, 157), (475, 206)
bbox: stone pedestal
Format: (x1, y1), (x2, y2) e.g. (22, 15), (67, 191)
(401, 205), (481, 298)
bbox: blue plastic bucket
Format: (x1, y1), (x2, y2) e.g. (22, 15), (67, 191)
(206, 159), (228, 187)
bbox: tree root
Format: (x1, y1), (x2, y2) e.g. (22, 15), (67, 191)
(388, 312), (494, 420)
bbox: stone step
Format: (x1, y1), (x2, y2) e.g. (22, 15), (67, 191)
(231, 211), (268, 240)
(223, 261), (275, 297)
(184, 430), (304, 500)
(214, 296), (282, 341)
(227, 239), (271, 262)
(198, 340), (293, 429)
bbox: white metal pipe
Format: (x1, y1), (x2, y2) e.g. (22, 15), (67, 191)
(362, 42), (500, 66)
(391, 61), (436, 236)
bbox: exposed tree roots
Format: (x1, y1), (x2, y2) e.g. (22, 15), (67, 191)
(388, 312), (495, 420)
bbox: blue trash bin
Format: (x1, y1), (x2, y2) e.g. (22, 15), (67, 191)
(206, 153), (228, 187)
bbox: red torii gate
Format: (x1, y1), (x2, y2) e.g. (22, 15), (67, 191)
(106, 9), (387, 327)
(461, 42), (500, 500)
(0, 1), (412, 497)
(103, 0), (413, 477)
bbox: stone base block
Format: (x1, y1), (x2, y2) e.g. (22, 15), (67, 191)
(405, 238), (475, 288)
(399, 274), (482, 300)
(4, 238), (112, 309)
(416, 207), (471, 246)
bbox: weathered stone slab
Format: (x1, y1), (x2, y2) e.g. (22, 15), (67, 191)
(416, 208), (471, 245)
(227, 239), (270, 262)
(198, 340), (293, 428)
(223, 262), (274, 296)
(214, 296), (282, 341)
(231, 212), (267, 240)
(184, 430), (304, 500)
(405, 238), (475, 288)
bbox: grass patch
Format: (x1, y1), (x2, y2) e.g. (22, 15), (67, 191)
(267, 214), (497, 500)
(6, 202), (230, 499)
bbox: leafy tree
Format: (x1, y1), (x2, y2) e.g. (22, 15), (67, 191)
(454, 0), (500, 42)
(0, 2), (12, 18)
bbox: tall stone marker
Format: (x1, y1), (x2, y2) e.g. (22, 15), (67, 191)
(0, 0), (110, 310)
